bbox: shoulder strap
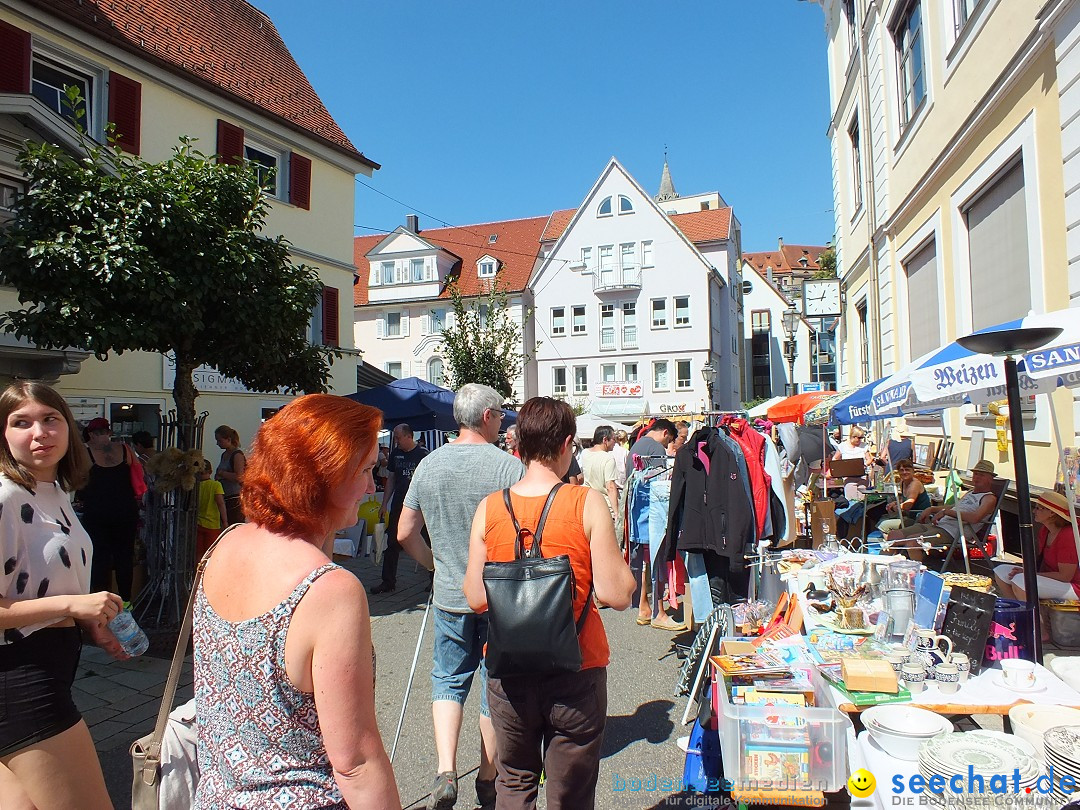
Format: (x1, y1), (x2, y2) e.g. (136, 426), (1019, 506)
(136, 523), (241, 786)
(502, 483), (563, 559)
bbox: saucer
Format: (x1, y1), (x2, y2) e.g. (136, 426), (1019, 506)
(992, 672), (1045, 693)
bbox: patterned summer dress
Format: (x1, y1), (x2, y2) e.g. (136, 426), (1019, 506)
(193, 563), (344, 809)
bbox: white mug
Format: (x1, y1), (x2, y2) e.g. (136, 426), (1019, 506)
(952, 653), (971, 683)
(934, 663), (960, 695)
(1001, 659), (1036, 689)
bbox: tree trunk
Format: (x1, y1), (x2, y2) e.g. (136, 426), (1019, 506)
(171, 354), (199, 450)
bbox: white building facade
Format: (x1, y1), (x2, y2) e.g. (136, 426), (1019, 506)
(740, 261), (814, 399)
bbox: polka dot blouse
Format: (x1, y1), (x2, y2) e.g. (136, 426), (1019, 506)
(0, 474), (92, 644)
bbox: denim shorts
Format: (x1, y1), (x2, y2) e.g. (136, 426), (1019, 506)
(431, 608), (489, 717)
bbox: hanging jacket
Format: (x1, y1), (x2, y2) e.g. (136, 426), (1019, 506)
(725, 418), (772, 539)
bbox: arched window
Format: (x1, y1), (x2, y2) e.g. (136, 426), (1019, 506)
(428, 357), (444, 387)
(618, 195), (634, 214)
(597, 196), (612, 217)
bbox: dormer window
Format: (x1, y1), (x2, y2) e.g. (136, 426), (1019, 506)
(619, 195), (634, 214)
(488, 234), (498, 244)
(597, 197), (613, 217)
(411, 258), (426, 282)
(380, 261), (395, 285)
(478, 257), (497, 278)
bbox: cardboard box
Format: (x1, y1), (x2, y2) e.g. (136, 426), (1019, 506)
(808, 500), (837, 550)
(720, 640), (757, 656)
(841, 658), (898, 694)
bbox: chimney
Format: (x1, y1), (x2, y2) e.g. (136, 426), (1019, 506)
(766, 266), (774, 285)
(405, 214), (419, 233)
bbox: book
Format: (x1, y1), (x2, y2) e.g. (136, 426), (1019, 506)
(743, 744), (811, 784)
(731, 686), (808, 707)
(712, 651), (790, 677)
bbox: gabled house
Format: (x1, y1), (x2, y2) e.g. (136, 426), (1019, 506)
(740, 258), (815, 399)
(742, 240), (829, 307)
(0, 0), (376, 443)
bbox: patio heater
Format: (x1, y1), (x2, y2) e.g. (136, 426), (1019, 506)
(956, 325), (1062, 663)
(701, 360), (716, 410)
(782, 303), (800, 396)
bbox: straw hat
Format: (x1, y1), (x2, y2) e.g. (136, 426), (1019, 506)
(1035, 491), (1072, 523)
(970, 459), (995, 475)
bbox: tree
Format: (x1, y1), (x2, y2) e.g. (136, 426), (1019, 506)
(815, 246), (837, 279)
(439, 273), (531, 401)
(0, 130), (335, 445)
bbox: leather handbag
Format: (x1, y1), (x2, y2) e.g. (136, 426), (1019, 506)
(130, 525), (236, 809)
(482, 484), (592, 678)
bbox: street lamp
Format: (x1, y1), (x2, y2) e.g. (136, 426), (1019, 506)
(701, 361), (716, 410)
(782, 303), (800, 396)
(957, 325), (1062, 663)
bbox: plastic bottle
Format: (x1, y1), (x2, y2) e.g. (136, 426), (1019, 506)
(108, 602), (149, 657)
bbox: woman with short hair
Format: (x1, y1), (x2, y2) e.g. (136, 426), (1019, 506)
(194, 395), (398, 808)
(995, 491), (1080, 603)
(464, 397), (636, 809)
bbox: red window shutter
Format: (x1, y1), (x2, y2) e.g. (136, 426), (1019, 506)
(216, 119), (244, 165)
(322, 286), (340, 347)
(289, 152), (312, 209)
(0, 20), (31, 94)
(107, 71), (142, 154)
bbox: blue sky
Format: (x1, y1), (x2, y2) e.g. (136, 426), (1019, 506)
(250, 0), (834, 251)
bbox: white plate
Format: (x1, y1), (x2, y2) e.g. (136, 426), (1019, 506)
(919, 733), (1040, 778)
(1047, 725), (1080, 761)
(991, 672), (1046, 693)
(865, 704), (952, 736)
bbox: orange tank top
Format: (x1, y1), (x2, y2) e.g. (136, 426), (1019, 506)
(483, 485), (609, 670)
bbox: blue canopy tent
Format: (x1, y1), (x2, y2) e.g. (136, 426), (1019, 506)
(345, 377), (517, 433)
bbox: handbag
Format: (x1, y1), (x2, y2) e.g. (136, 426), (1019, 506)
(482, 483), (592, 679)
(130, 525), (237, 809)
(126, 444), (148, 499)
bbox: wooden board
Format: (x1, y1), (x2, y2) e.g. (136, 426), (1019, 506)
(940, 586), (997, 675)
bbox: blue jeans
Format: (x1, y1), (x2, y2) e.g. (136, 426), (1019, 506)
(628, 476), (651, 546)
(431, 608), (490, 717)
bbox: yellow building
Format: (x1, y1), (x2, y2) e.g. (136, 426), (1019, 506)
(0, 0), (376, 445)
(814, 0), (1079, 488)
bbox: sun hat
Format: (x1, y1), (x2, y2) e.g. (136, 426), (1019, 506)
(971, 459), (995, 475)
(86, 417), (111, 433)
(1034, 491), (1072, 523)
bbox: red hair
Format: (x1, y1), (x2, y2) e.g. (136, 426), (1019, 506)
(242, 394), (382, 541)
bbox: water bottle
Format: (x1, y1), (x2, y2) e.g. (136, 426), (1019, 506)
(108, 602), (149, 657)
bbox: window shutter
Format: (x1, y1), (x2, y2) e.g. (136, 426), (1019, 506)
(401, 312), (410, 337)
(321, 287), (340, 347)
(0, 21), (30, 94)
(107, 71), (142, 155)
(216, 119), (244, 165)
(420, 314), (430, 336)
(446, 310), (456, 329)
(376, 316), (385, 338)
(289, 152), (311, 209)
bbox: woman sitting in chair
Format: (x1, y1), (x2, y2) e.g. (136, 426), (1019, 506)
(876, 460), (931, 533)
(995, 491), (1080, 603)
(886, 460), (998, 560)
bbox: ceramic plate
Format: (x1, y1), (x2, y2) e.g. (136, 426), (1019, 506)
(920, 733), (1039, 778)
(1046, 726), (1080, 762)
(991, 672), (1046, 693)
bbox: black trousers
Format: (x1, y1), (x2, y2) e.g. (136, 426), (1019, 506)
(83, 510), (139, 601)
(380, 506), (429, 586)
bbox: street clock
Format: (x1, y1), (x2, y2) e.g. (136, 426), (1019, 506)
(802, 278), (843, 318)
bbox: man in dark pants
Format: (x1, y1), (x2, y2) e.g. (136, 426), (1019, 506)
(370, 423), (429, 594)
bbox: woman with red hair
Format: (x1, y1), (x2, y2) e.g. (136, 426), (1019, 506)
(192, 394), (399, 809)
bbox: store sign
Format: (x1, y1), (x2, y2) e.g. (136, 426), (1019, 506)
(658, 402), (689, 414)
(800, 382), (825, 393)
(595, 382), (644, 398)
(162, 354), (256, 395)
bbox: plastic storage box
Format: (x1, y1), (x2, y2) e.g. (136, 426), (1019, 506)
(711, 656), (852, 793)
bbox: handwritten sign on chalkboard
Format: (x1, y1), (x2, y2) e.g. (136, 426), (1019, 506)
(941, 586), (998, 675)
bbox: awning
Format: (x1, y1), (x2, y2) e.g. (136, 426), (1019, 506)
(590, 397), (649, 420)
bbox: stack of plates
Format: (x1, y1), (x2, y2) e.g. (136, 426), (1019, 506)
(918, 731), (1041, 806)
(862, 705), (953, 760)
(1044, 726), (1080, 806)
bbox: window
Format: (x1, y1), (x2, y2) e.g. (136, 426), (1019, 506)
(674, 296), (690, 327)
(620, 243), (635, 269)
(572, 305), (586, 335)
(478, 260), (496, 278)
(600, 303), (616, 350)
(427, 357), (444, 387)
(386, 361), (403, 379)
(551, 307), (566, 336)
(573, 366), (588, 395)
(386, 311), (402, 338)
(601, 364), (616, 382)
(618, 195), (634, 214)
(597, 196), (613, 217)
(430, 308), (447, 333)
(894, 1), (926, 127)
(844, 0), (858, 55)
(622, 302), (637, 349)
(857, 300), (871, 383)
(751, 310), (772, 400)
(31, 55), (92, 131)
(411, 258), (426, 282)
(623, 362), (638, 382)
(381, 261), (395, 285)
(652, 361), (669, 391)
(553, 367), (567, 396)
(676, 360), (692, 390)
(244, 141), (281, 195)
(477, 303), (489, 329)
(651, 298), (668, 328)
(954, 0), (983, 35)
(849, 115), (863, 212)
(580, 246), (592, 270)
(903, 241), (938, 360)
(642, 240), (654, 268)
(965, 160), (1030, 331)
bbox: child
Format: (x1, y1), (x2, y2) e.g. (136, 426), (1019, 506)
(196, 458), (226, 559)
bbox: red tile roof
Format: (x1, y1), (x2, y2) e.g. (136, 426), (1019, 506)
(28, 0), (376, 167)
(744, 244), (829, 275)
(354, 216), (549, 307)
(779, 243), (828, 271)
(541, 209), (575, 242)
(540, 205), (733, 245)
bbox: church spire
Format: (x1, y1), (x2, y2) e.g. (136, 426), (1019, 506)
(656, 148), (679, 202)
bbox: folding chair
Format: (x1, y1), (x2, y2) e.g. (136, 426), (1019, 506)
(940, 477), (1008, 574)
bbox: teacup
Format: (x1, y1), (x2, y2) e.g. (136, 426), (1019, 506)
(902, 662), (926, 694)
(952, 653), (971, 683)
(1001, 659), (1036, 689)
(935, 663), (960, 695)
(886, 652), (908, 673)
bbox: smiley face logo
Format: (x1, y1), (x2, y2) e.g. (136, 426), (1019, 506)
(847, 768), (876, 797)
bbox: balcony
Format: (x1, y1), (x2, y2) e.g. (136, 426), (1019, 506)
(600, 327), (616, 351)
(622, 325), (638, 350)
(592, 264), (643, 292)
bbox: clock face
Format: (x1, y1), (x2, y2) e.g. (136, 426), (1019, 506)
(803, 280), (842, 317)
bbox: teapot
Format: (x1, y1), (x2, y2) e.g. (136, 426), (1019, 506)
(912, 630), (953, 680)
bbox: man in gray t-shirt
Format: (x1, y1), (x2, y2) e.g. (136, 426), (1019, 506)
(397, 384), (523, 810)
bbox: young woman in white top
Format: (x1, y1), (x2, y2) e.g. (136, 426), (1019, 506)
(0, 381), (126, 810)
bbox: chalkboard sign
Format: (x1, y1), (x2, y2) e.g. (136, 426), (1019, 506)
(940, 586), (998, 676)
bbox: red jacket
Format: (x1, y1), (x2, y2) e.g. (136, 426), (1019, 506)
(725, 418), (772, 539)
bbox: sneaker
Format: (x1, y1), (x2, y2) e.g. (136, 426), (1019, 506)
(428, 771), (457, 810)
(475, 777), (496, 810)
(369, 581), (396, 594)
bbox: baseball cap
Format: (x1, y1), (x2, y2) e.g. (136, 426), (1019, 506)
(86, 417), (111, 433)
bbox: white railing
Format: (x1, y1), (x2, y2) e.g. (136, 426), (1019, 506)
(593, 264), (643, 292)
(600, 327), (616, 350)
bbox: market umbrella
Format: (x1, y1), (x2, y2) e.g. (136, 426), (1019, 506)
(766, 391), (835, 425)
(748, 395), (785, 418)
(804, 388), (862, 426)
(346, 376), (517, 432)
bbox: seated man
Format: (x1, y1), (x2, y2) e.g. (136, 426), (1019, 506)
(886, 459), (998, 560)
